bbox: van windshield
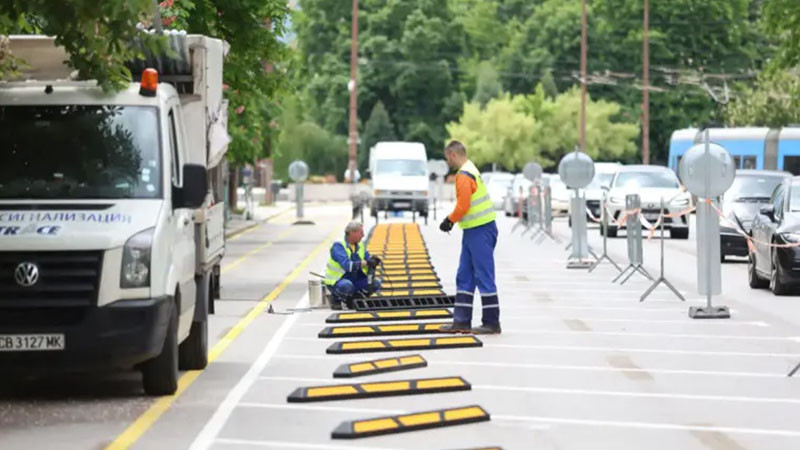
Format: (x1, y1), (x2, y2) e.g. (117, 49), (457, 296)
(0, 105), (162, 199)
(376, 159), (426, 176)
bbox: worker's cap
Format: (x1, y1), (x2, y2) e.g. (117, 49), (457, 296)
(345, 221), (363, 234)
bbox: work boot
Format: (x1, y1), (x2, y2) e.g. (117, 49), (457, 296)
(439, 322), (472, 334)
(330, 301), (343, 311)
(471, 323), (502, 335)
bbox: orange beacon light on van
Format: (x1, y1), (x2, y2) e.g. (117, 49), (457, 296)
(139, 69), (158, 97)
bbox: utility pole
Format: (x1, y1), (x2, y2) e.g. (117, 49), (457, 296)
(579, 0), (587, 153)
(642, 0), (650, 164)
(347, 0), (359, 183)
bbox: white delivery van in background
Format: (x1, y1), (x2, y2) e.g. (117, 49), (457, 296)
(369, 142), (430, 219)
(0, 33), (229, 395)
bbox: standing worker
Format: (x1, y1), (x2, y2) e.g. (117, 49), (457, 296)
(324, 221), (382, 310)
(439, 141), (501, 334)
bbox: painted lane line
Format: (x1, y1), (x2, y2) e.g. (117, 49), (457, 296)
(492, 414), (800, 438)
(496, 329), (800, 343)
(216, 438), (405, 450)
(271, 354), (786, 378)
(226, 208), (295, 242)
(256, 376), (800, 406)
(238, 402), (405, 415)
(107, 226), (341, 450)
(472, 384), (800, 406)
(297, 318), (770, 328)
(223, 228), (296, 274)
(487, 343), (800, 358)
(189, 293), (309, 450)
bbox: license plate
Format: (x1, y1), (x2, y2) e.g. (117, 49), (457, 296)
(644, 213), (660, 222)
(0, 334), (65, 351)
(393, 202), (411, 208)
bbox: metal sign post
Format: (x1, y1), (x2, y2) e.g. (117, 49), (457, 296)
(520, 162), (543, 235)
(679, 130), (735, 319)
(640, 198), (685, 302)
(589, 188), (621, 272)
(428, 160), (449, 226)
(289, 160), (313, 225)
(534, 177), (559, 244)
(613, 194), (652, 284)
(559, 152), (595, 269)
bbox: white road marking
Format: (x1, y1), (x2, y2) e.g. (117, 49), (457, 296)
(487, 343), (800, 358)
(298, 318), (770, 327)
(272, 354), (786, 378)
(215, 438), (405, 450)
(238, 402), (405, 415)
(189, 294), (309, 450)
(257, 375), (800, 405)
(497, 329), (799, 342)
(492, 414), (800, 438)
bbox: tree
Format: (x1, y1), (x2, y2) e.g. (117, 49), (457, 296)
(446, 94), (539, 170)
(725, 68), (800, 127)
(472, 61), (503, 106)
(0, 1), (164, 91)
(360, 101), (397, 173)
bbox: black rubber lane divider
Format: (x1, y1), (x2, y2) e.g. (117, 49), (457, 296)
(327, 335), (483, 354)
(333, 354), (428, 378)
(319, 322), (449, 338)
(354, 294), (455, 311)
(287, 375), (469, 403)
(331, 404), (491, 439)
(325, 309), (453, 324)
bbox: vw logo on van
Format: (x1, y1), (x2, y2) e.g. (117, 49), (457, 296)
(14, 262), (40, 287)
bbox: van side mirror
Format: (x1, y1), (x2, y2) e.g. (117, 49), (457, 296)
(760, 204), (776, 222)
(174, 164), (208, 209)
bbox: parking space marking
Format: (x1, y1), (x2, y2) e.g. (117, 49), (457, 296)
(300, 318), (769, 328)
(487, 343), (800, 358)
(216, 437), (405, 449)
(109, 227), (340, 450)
(473, 384), (800, 406)
(271, 354), (785, 378)
(238, 402), (404, 415)
(495, 329), (799, 342)
(189, 293), (311, 450)
(492, 414), (800, 438)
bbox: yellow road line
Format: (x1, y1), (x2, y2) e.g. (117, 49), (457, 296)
(222, 228), (296, 274)
(227, 207), (294, 242)
(106, 226), (341, 450)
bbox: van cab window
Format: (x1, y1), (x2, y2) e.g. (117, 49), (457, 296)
(0, 105), (162, 199)
(168, 109), (181, 186)
(375, 159), (426, 176)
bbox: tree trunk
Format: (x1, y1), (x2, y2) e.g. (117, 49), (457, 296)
(228, 165), (239, 210)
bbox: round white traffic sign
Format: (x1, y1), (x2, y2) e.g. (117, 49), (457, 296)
(558, 151), (595, 189)
(288, 160), (309, 182)
(428, 160), (449, 177)
(523, 162), (543, 181)
(679, 142), (736, 198)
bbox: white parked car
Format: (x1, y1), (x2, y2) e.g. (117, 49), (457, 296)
(484, 172), (514, 210)
(547, 175), (570, 214)
(604, 165), (692, 239)
(584, 162), (622, 220)
(503, 174), (532, 217)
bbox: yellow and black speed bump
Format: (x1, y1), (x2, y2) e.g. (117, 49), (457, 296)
(333, 354), (427, 378)
(372, 289), (445, 297)
(287, 376), (470, 403)
(319, 322), (449, 338)
(327, 335), (482, 354)
(331, 404), (491, 439)
(354, 294), (455, 311)
(381, 281), (442, 289)
(448, 447), (504, 450)
(326, 309), (453, 323)
(384, 274), (440, 282)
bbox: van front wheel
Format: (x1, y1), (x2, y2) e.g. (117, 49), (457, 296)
(142, 298), (179, 396)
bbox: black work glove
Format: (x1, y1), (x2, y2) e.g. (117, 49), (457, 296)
(439, 217), (454, 232)
(367, 256), (380, 269)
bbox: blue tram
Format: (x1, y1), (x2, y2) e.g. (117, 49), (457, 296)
(668, 128), (800, 175)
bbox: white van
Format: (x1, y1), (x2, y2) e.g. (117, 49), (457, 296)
(369, 142), (430, 218)
(0, 34), (229, 395)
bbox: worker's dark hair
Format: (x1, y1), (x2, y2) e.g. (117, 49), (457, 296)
(445, 140), (467, 156)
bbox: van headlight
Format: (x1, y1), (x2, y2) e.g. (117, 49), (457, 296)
(121, 228), (153, 288)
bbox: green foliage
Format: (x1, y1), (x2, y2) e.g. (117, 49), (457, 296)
(762, 0), (800, 69)
(360, 101), (397, 172)
(0, 0), (164, 91)
(725, 68), (800, 127)
(472, 61), (503, 107)
(447, 86), (639, 170)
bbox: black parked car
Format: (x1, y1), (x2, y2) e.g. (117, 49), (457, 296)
(748, 176), (800, 295)
(721, 170), (790, 261)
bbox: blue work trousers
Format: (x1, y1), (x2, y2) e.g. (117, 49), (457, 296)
(454, 221), (499, 325)
(330, 277), (382, 304)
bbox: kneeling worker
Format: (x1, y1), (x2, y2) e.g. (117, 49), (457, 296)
(324, 221), (382, 310)
(439, 140), (501, 334)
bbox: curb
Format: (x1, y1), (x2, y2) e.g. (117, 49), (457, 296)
(224, 206), (293, 239)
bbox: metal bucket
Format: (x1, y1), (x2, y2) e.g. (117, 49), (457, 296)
(308, 279), (327, 308)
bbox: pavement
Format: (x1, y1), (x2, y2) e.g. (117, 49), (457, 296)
(225, 201), (295, 238)
(3, 203), (800, 449)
